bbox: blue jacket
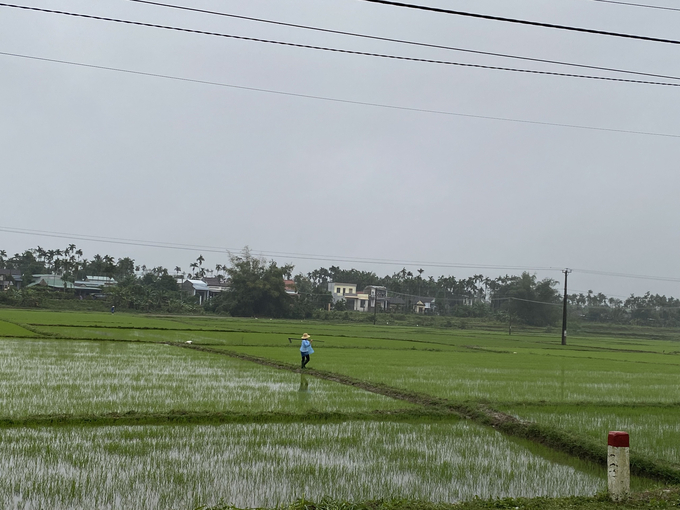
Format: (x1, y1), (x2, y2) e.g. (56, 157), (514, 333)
(300, 339), (314, 354)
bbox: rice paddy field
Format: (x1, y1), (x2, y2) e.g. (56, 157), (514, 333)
(0, 308), (679, 509)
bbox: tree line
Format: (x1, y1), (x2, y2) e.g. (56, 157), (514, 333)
(1, 245), (678, 327)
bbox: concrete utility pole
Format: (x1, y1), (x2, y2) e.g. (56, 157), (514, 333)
(608, 431), (630, 501)
(371, 288), (377, 325)
(561, 269), (571, 345)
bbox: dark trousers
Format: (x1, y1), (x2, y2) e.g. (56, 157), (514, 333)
(301, 354), (310, 368)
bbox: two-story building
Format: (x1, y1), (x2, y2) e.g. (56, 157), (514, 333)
(364, 285), (387, 311)
(328, 282), (368, 311)
(328, 283), (389, 312)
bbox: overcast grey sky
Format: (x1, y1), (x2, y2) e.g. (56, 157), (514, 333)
(1, 0), (679, 298)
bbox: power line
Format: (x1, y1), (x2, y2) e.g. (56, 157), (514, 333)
(387, 291), (563, 307)
(119, 0), (680, 83)
(1, 4), (679, 87)
(2, 50), (680, 140)
(591, 0), (680, 12)
(509, 297), (563, 307)
(569, 288), (631, 300)
(3, 226), (680, 285)
(573, 303), (680, 310)
(0, 226), (559, 272)
(572, 268), (680, 283)
(358, 0), (680, 45)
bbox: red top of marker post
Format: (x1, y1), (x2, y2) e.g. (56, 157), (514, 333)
(608, 431), (630, 448)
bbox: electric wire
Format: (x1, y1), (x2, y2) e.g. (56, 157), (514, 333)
(0, 226), (558, 271)
(331, 287), (560, 306)
(358, 0), (680, 45)
(506, 297), (563, 307)
(384, 289), (553, 304)
(3, 51), (679, 139)
(574, 303), (680, 310)
(3, 226), (680, 285)
(591, 0), (680, 12)
(1, 3), (679, 87)
(571, 268), (680, 283)
(387, 291), (680, 310)
(322, 285), (679, 309)
(119, 0), (680, 83)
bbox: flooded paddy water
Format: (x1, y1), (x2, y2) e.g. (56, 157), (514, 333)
(0, 421), (615, 510)
(0, 339), (411, 416)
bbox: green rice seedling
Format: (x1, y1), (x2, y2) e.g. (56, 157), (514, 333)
(0, 421), (615, 509)
(226, 345), (680, 405)
(7, 310), (680, 356)
(0, 309), (202, 330)
(0, 339), (412, 417)
(0, 320), (36, 337)
(500, 404), (680, 465)
(35, 326), (233, 344)
(31, 326), (451, 351)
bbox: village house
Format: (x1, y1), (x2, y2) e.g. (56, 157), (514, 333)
(412, 297), (436, 314)
(181, 277), (229, 304)
(0, 269), (22, 291)
(364, 285), (388, 311)
(328, 282), (368, 311)
(328, 283), (389, 312)
(283, 279), (297, 297)
(26, 274), (116, 297)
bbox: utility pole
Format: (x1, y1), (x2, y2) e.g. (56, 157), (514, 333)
(372, 287), (378, 325)
(561, 269), (571, 345)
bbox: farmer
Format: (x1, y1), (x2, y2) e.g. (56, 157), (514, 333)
(300, 333), (314, 369)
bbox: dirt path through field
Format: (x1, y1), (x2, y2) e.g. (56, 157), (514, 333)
(172, 343), (525, 422)
(172, 342), (680, 484)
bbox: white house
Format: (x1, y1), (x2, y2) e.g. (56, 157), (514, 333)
(182, 279), (211, 304)
(328, 282), (373, 312)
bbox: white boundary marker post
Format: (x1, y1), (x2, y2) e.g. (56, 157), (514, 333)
(608, 431), (630, 501)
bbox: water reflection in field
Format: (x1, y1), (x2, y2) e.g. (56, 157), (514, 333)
(0, 421), (608, 509)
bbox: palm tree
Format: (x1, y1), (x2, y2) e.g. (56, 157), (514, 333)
(46, 249), (56, 271)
